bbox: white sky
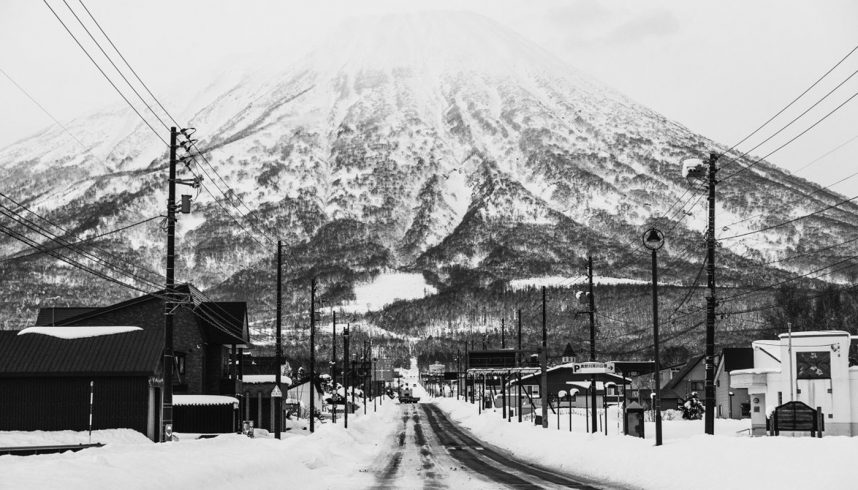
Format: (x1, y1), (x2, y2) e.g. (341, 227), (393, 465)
(1, 0), (856, 194)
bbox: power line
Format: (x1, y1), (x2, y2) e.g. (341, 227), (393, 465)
(720, 192), (858, 241)
(41, 0), (167, 145)
(0, 66), (87, 150)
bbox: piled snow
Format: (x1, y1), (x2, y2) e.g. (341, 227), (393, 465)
(0, 429), (152, 448)
(17, 326), (142, 339)
(172, 395), (239, 407)
(0, 396), (400, 489)
(433, 398), (858, 490)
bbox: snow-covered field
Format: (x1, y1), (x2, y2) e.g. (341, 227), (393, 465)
(432, 396), (858, 490)
(0, 400), (399, 489)
(340, 272), (437, 313)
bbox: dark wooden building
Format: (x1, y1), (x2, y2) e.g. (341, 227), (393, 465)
(0, 284), (251, 439)
(0, 327), (162, 437)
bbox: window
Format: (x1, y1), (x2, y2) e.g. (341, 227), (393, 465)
(690, 380), (704, 392)
(526, 385), (540, 397)
(175, 352), (186, 376)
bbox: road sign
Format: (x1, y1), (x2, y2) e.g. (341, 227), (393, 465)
(271, 386), (283, 398)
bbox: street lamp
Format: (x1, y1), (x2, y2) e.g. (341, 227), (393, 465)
(642, 227), (664, 446)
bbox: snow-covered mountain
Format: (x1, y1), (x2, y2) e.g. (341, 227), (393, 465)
(2, 11), (856, 324)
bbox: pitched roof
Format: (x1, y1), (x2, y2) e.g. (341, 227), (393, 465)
(38, 284), (249, 344)
(0, 327), (162, 376)
(662, 355), (705, 391)
(562, 343), (576, 357)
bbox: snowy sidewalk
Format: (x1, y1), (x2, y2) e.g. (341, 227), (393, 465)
(0, 399), (399, 489)
(433, 397), (858, 490)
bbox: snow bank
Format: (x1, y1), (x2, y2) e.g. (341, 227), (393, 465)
(17, 326), (142, 339)
(433, 398), (858, 490)
(0, 429), (152, 447)
(0, 396), (400, 489)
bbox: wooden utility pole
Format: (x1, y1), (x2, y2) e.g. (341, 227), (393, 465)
(704, 152), (718, 435)
(517, 308), (522, 423)
(343, 324), (344, 429)
(310, 278), (317, 433)
(541, 287), (548, 428)
(331, 310), (336, 424)
(162, 127), (178, 443)
(274, 240), (283, 439)
(587, 256), (597, 434)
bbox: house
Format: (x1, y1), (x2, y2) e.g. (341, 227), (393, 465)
(508, 362), (629, 411)
(0, 326), (162, 439)
(35, 284), (249, 398)
(731, 331), (858, 436)
(2, 284), (251, 439)
(659, 348), (754, 418)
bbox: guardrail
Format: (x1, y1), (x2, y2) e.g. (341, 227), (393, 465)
(0, 443), (104, 456)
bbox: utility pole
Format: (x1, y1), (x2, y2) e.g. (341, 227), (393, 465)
(331, 310), (336, 424)
(587, 256), (597, 434)
(275, 240), (283, 439)
(541, 287), (548, 428)
(704, 153), (718, 436)
(162, 126), (178, 443)
(310, 278), (317, 433)
(501, 317), (505, 349)
(517, 308), (522, 423)
(343, 324), (349, 429)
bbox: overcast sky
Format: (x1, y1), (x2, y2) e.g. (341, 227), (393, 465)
(1, 0), (856, 193)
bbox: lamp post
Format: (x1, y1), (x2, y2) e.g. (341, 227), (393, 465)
(729, 391), (735, 419)
(642, 227), (664, 446)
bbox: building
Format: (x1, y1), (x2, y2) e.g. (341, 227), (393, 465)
(658, 348), (753, 418)
(0, 326), (163, 439)
(36, 284), (249, 398)
(508, 362), (629, 410)
(731, 330), (858, 436)
(1, 284), (250, 440)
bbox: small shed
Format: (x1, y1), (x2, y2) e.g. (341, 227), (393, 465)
(0, 326), (162, 440)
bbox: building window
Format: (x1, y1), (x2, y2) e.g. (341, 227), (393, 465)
(690, 380), (704, 392)
(175, 352), (186, 376)
(526, 385), (540, 397)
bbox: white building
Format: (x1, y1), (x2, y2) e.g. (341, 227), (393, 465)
(731, 330), (858, 436)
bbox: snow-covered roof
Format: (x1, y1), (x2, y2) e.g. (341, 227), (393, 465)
(242, 374), (292, 385)
(730, 367), (780, 376)
(173, 395), (239, 406)
(18, 326), (142, 339)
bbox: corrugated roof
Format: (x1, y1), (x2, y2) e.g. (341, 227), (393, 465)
(0, 327), (162, 376)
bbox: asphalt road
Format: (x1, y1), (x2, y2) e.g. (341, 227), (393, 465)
(371, 402), (618, 489)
